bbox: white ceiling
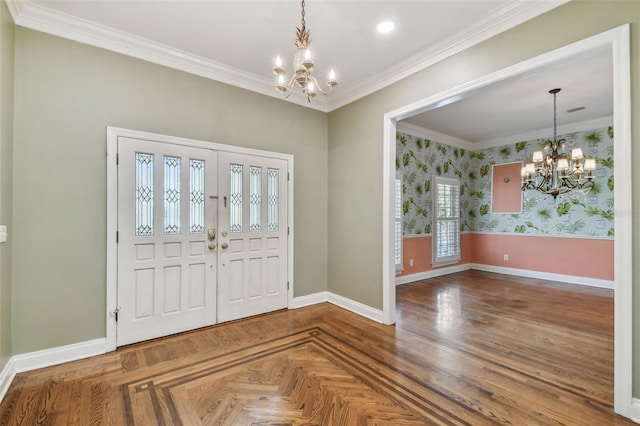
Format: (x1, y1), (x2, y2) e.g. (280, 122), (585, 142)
(402, 46), (613, 147)
(6, 0), (610, 146)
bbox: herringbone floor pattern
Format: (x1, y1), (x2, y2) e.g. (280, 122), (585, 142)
(134, 329), (434, 424)
(0, 271), (635, 425)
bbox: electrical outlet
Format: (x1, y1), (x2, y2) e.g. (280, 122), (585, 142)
(503, 254), (509, 261)
(409, 259), (414, 267)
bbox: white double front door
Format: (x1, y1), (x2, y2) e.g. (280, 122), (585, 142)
(116, 137), (288, 346)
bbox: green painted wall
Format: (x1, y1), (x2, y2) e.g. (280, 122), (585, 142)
(5, 0), (640, 401)
(327, 0), (639, 392)
(12, 27), (328, 354)
(0, 1), (14, 372)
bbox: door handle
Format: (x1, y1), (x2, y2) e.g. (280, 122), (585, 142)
(207, 228), (216, 241)
(208, 243), (216, 250)
(221, 243), (229, 249)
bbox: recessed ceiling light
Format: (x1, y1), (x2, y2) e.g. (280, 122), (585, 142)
(376, 21), (395, 34)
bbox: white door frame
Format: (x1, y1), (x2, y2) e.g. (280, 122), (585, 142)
(382, 25), (633, 418)
(106, 127), (294, 351)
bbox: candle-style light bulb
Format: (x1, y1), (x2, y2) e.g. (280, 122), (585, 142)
(273, 55), (285, 76)
(327, 68), (338, 88)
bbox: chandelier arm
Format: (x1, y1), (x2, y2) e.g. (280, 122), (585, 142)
(278, 89), (294, 100)
(307, 76), (335, 96)
(276, 73), (302, 99)
(286, 73), (298, 88)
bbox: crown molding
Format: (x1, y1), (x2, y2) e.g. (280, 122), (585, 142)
(326, 0), (569, 111)
(7, 0), (566, 113)
(396, 121), (475, 151)
(473, 115), (613, 149)
(7, 1), (330, 112)
(4, 0), (24, 22)
(397, 116), (612, 152)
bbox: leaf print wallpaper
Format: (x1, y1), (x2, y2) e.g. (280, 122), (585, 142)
(396, 126), (614, 238)
(396, 133), (472, 235)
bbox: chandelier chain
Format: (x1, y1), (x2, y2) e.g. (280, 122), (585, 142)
(553, 90), (557, 142)
(300, 0), (306, 28)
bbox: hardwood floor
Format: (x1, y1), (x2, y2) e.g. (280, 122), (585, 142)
(0, 270), (635, 425)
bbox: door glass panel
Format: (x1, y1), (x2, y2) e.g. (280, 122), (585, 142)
(267, 168), (279, 232)
(163, 156), (180, 235)
(249, 166), (262, 232)
(135, 152), (154, 236)
(189, 159), (205, 234)
(230, 164), (243, 232)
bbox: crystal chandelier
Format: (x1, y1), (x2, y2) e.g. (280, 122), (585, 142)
(521, 88), (596, 199)
(272, 0), (338, 103)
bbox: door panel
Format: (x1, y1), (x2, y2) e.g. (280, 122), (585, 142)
(117, 137), (217, 346)
(218, 152), (288, 322)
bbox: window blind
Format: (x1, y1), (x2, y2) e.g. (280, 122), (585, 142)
(433, 176), (460, 266)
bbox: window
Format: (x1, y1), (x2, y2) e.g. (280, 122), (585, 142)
(135, 152), (154, 236)
(189, 159), (205, 234)
(432, 176), (460, 266)
(229, 164), (243, 232)
(267, 168), (279, 231)
(163, 156), (181, 235)
(395, 175), (403, 273)
(249, 166), (262, 232)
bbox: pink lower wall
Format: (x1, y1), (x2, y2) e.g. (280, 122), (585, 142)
(399, 233), (472, 276)
(470, 233), (613, 280)
(398, 233), (614, 281)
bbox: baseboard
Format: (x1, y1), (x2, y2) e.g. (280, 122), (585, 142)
(326, 292), (384, 323)
(396, 263), (471, 285)
(396, 262), (614, 289)
(0, 337), (107, 404)
(0, 357), (17, 404)
(470, 264), (614, 289)
(631, 398), (640, 423)
(291, 291), (330, 309)
(12, 338), (107, 374)
(292, 291), (384, 323)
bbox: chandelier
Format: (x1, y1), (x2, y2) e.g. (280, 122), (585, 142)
(521, 88), (596, 199)
(272, 0), (337, 102)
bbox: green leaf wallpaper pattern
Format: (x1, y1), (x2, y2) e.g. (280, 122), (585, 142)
(395, 134), (472, 235)
(396, 125), (614, 238)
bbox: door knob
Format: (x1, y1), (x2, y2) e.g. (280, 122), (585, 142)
(221, 243), (229, 249)
(208, 243), (216, 250)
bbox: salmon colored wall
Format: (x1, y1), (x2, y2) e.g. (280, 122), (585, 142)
(398, 233), (613, 281)
(491, 163), (522, 213)
(470, 233), (613, 280)
(398, 233), (472, 277)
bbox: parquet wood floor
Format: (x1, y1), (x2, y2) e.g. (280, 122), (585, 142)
(0, 270), (635, 425)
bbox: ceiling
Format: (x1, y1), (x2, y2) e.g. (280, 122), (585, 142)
(401, 46), (613, 147)
(6, 0), (612, 146)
